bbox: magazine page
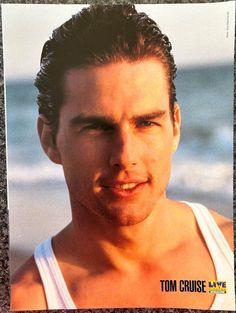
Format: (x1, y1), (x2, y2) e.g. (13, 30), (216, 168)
(1, 1), (235, 311)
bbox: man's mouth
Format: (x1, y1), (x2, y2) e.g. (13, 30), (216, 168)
(100, 180), (148, 198)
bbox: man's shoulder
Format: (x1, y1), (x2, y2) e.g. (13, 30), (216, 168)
(208, 208), (234, 251)
(11, 256), (47, 310)
(175, 201), (234, 252)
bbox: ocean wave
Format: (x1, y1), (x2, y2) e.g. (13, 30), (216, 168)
(8, 161), (65, 183)
(7, 160), (233, 197)
(170, 160), (232, 196)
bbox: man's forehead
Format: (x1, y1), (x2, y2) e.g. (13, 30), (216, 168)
(63, 58), (168, 87)
(58, 59), (172, 124)
(62, 59), (169, 106)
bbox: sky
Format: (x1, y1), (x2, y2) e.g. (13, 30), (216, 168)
(2, 1), (235, 80)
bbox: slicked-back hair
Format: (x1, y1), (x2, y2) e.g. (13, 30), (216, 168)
(35, 4), (177, 135)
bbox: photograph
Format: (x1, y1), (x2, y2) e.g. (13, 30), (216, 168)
(2, 1), (235, 310)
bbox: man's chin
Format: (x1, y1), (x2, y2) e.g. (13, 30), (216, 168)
(96, 205), (153, 227)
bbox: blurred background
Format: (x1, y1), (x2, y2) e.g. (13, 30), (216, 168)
(2, 2), (235, 273)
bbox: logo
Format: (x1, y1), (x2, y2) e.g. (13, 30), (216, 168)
(208, 281), (227, 294)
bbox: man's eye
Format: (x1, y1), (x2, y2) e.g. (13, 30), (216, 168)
(84, 124), (113, 132)
(137, 120), (158, 128)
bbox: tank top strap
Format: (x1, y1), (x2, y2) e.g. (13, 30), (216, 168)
(34, 237), (76, 309)
(182, 201), (234, 275)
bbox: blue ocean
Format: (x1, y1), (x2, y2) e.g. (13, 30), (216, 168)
(6, 64), (234, 269)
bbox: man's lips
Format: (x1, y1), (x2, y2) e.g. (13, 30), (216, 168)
(100, 180), (148, 197)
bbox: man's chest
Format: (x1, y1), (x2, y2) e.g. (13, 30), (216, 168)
(63, 244), (216, 310)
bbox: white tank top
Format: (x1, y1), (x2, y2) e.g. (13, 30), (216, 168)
(34, 202), (235, 310)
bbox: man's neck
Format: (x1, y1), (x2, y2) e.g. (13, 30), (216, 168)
(55, 198), (183, 274)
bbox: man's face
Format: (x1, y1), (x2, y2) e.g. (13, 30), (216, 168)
(47, 59), (180, 226)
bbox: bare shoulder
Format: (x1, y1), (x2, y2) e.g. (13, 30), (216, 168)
(209, 209), (234, 251)
(11, 256), (47, 310)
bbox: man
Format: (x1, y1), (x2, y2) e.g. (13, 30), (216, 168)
(11, 4), (234, 310)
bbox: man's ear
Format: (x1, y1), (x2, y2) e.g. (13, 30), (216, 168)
(37, 115), (62, 164)
(172, 102), (181, 153)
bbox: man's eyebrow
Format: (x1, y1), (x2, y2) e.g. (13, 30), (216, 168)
(69, 114), (115, 127)
(69, 110), (167, 127)
(132, 110), (167, 121)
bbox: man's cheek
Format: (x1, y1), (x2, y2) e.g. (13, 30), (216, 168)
(145, 146), (171, 164)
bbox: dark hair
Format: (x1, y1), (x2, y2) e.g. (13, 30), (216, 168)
(35, 4), (177, 134)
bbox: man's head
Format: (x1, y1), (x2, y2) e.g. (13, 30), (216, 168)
(36, 4), (181, 227)
(35, 4), (177, 137)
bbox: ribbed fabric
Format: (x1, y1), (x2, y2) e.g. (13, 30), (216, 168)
(34, 202), (235, 310)
(34, 237), (76, 309)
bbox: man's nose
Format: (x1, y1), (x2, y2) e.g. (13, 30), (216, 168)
(109, 128), (138, 170)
